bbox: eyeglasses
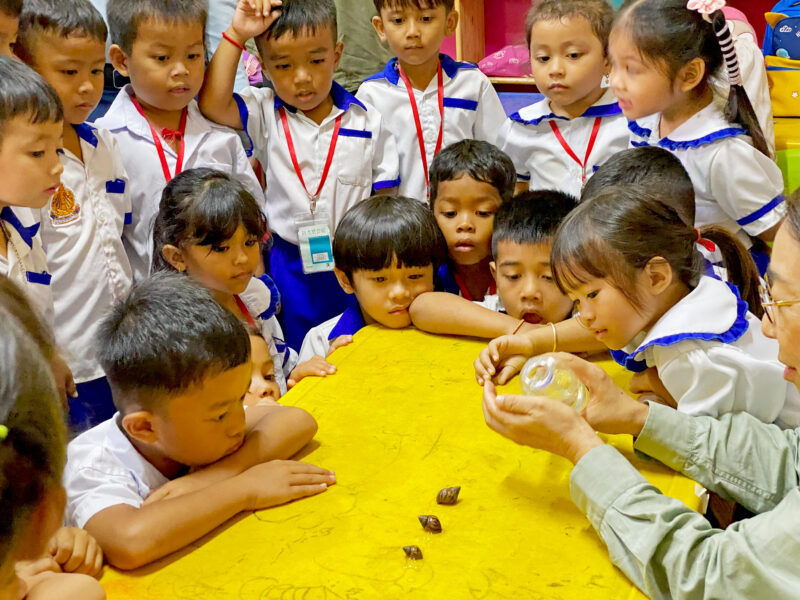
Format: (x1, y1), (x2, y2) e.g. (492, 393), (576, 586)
(759, 274), (800, 324)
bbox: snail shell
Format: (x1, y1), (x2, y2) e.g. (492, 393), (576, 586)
(403, 545), (423, 560)
(418, 515), (442, 533)
(436, 486), (461, 505)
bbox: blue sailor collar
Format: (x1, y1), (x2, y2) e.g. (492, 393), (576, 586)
(0, 206), (40, 249)
(274, 81), (366, 114)
(364, 53), (476, 86)
(436, 262), (459, 295)
(509, 88), (621, 126)
(628, 102), (747, 151)
(328, 298), (366, 340)
(74, 123), (98, 147)
(611, 276), (749, 372)
(238, 274), (281, 322)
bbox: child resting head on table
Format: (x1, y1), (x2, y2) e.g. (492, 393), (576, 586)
(244, 325), (282, 407)
(410, 189), (578, 339)
(62, 272), (335, 570)
(298, 194), (448, 363)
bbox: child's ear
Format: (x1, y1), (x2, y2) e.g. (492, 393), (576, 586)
(108, 44), (130, 77)
(121, 411), (159, 445)
(643, 257), (674, 295)
(371, 16), (387, 42)
(676, 57), (706, 93)
(444, 9), (460, 37)
(332, 40), (344, 72)
(489, 260), (497, 281)
(161, 244), (187, 272)
(334, 267), (355, 294)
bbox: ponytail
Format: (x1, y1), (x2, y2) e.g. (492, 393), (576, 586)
(710, 10), (771, 157)
(699, 224), (763, 318)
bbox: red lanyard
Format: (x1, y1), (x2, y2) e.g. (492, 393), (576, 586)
(454, 272), (496, 302)
(130, 96), (187, 182)
(234, 295), (257, 328)
(549, 116), (602, 183)
(279, 107), (342, 213)
(398, 61), (444, 189)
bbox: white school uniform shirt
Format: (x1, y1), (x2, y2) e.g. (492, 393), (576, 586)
(628, 103), (786, 246)
(297, 301), (365, 363)
(0, 207), (53, 325)
(356, 54), (507, 202)
(497, 88), (629, 199)
(63, 414), (169, 529)
(474, 293), (505, 313)
(233, 82), (400, 245)
(237, 275), (298, 394)
(35, 124), (132, 383)
(612, 276), (798, 427)
(96, 86), (263, 283)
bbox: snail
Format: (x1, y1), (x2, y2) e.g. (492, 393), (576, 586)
(418, 515), (442, 533)
(436, 486), (461, 505)
(403, 545), (423, 560)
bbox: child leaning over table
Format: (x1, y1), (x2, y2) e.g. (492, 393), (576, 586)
(63, 273), (335, 570)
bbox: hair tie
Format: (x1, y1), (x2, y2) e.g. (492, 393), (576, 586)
(695, 227), (702, 243)
(687, 1), (742, 87)
(0, 424), (8, 440)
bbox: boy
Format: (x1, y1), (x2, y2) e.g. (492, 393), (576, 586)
(429, 140), (515, 302)
(199, 0), (401, 351)
(410, 190), (577, 339)
(63, 273), (334, 570)
(298, 195), (447, 363)
(0, 0), (20, 57)
(16, 0), (132, 429)
(358, 0), (506, 203)
(497, 0), (628, 199)
(97, 0), (262, 284)
(245, 328), (282, 406)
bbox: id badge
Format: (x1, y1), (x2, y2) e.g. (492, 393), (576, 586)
(295, 210), (334, 274)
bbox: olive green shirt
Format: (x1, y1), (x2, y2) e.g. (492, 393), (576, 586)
(334, 0), (393, 92)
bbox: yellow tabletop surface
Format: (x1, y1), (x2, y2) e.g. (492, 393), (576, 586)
(100, 326), (701, 599)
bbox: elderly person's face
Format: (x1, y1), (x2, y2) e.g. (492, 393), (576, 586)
(762, 221), (800, 389)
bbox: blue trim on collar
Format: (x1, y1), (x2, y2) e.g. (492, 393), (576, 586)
(74, 123), (98, 147)
(627, 120), (652, 139)
(737, 194), (785, 227)
(612, 281), (750, 372)
(436, 263), (460, 295)
(232, 93), (254, 158)
(255, 273), (281, 321)
(627, 120), (748, 150)
(510, 101), (621, 126)
(328, 301), (366, 339)
(364, 54), (476, 86)
(516, 173), (531, 181)
(0, 207), (40, 248)
(274, 81), (366, 113)
(373, 176), (401, 190)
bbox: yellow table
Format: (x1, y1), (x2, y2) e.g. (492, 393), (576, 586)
(100, 327), (701, 599)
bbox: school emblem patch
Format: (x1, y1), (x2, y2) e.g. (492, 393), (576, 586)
(49, 184), (81, 226)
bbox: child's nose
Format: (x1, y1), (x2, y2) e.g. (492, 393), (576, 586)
(406, 19), (419, 37)
(171, 60), (190, 77)
(521, 278), (542, 301)
(456, 216), (474, 232)
(389, 282), (411, 301)
(548, 56), (565, 76)
(609, 68), (623, 91)
(294, 65), (312, 83)
(50, 157), (64, 177)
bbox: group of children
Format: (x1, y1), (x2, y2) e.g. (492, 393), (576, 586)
(0, 0), (796, 596)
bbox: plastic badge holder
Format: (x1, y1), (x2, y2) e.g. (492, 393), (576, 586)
(520, 354), (588, 412)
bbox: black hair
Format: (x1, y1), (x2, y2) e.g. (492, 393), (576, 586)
(106, 0), (206, 55)
(0, 57), (62, 143)
(97, 272), (251, 414)
(333, 195), (447, 280)
(583, 146), (695, 225)
(373, 0), (454, 13)
(551, 184), (763, 317)
(261, 0), (338, 43)
(0, 0), (21, 18)
(429, 140), (516, 209)
(16, 0), (107, 65)
(152, 168), (268, 272)
(526, 0), (614, 50)
(492, 190), (578, 258)
(615, 0), (769, 156)
(0, 278), (65, 566)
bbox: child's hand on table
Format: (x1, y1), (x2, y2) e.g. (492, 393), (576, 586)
(237, 460), (336, 510)
(287, 356), (337, 388)
(47, 527), (104, 576)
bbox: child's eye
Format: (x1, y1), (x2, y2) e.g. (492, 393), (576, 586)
(215, 411), (228, 422)
(391, 17), (404, 25)
(372, 276), (387, 283)
(541, 274), (554, 282)
(61, 69), (78, 76)
(91, 68), (104, 76)
(188, 53), (202, 60)
(535, 56), (550, 63)
(311, 58), (326, 65)
(440, 211), (456, 218)
(477, 211), (494, 218)
(586, 290), (599, 299)
(274, 63), (290, 70)
(264, 373), (276, 382)
(408, 273), (424, 280)
(211, 245), (229, 253)
(30, 150), (45, 158)
(504, 274), (521, 281)
(421, 15), (433, 22)
(245, 238), (258, 247)
(568, 52), (582, 59)
(155, 55), (169, 62)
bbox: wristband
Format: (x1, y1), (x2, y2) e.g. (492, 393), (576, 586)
(511, 318), (526, 335)
(222, 31), (246, 51)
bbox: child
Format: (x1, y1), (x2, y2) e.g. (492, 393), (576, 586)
(548, 184), (799, 428)
(245, 328), (282, 406)
(610, 0), (785, 250)
(0, 0), (19, 57)
(63, 272), (334, 570)
(152, 168), (333, 393)
(199, 0), (401, 351)
(411, 190), (577, 339)
(429, 140), (515, 302)
(0, 277), (104, 600)
(298, 195), (447, 363)
(357, 0), (506, 202)
(497, 0), (629, 199)
(16, 0), (133, 429)
(97, 0), (262, 284)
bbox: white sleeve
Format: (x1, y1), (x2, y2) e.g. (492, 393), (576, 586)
(369, 111), (401, 191)
(707, 140), (786, 236)
(297, 326), (331, 364)
(496, 119), (531, 184)
(473, 76), (507, 145)
(232, 86), (271, 161)
(228, 132), (264, 206)
(64, 466), (145, 529)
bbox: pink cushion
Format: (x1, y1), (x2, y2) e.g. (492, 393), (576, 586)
(478, 45), (531, 78)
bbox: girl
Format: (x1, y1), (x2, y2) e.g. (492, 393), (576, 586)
(609, 0), (785, 256)
(0, 277), (104, 600)
(152, 168), (334, 393)
(550, 184), (799, 428)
